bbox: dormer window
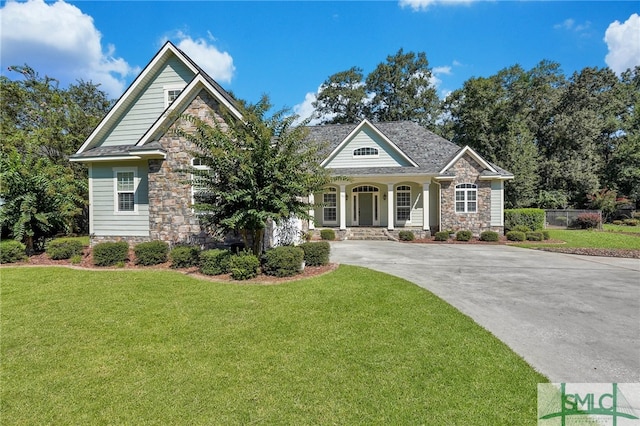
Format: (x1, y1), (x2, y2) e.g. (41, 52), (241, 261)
(353, 147), (379, 157)
(164, 87), (183, 108)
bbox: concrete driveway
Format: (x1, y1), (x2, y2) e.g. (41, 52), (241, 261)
(330, 241), (640, 383)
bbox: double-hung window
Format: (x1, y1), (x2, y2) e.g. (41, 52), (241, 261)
(323, 188), (337, 223)
(114, 167), (138, 213)
(396, 185), (411, 221)
(455, 183), (477, 213)
(164, 86), (184, 108)
(191, 157), (211, 206)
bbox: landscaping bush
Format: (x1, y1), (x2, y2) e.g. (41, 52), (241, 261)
(229, 252), (260, 280)
(0, 240), (26, 263)
(93, 241), (129, 266)
(612, 220), (623, 225)
(261, 246), (304, 277)
(170, 245), (201, 269)
(541, 230), (550, 240)
(398, 230), (415, 241)
(134, 240), (169, 266)
(434, 231), (449, 241)
(200, 249), (232, 275)
(506, 231), (526, 242)
(479, 230), (499, 242)
(504, 208), (545, 231)
(46, 238), (84, 260)
(623, 218), (639, 226)
(574, 213), (601, 229)
(300, 241), (330, 266)
(455, 230), (473, 241)
(320, 229), (336, 241)
(511, 225), (532, 233)
(526, 231), (543, 241)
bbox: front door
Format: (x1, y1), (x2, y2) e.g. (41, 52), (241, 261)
(359, 193), (373, 226)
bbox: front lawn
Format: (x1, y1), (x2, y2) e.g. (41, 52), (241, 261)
(603, 223), (640, 234)
(523, 229), (640, 250)
(1, 266), (546, 424)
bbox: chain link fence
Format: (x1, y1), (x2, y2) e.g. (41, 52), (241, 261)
(545, 209), (602, 229)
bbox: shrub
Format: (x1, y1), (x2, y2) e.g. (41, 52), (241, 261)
(133, 240), (169, 266)
(612, 220), (623, 225)
(229, 252), (260, 280)
(511, 225), (532, 233)
(541, 230), (550, 240)
(46, 238), (85, 260)
(623, 218), (639, 226)
(479, 230), (499, 242)
(170, 245), (201, 268)
(526, 231), (543, 241)
(574, 213), (601, 229)
(200, 249), (232, 275)
(434, 231), (449, 241)
(0, 240), (26, 263)
(300, 242), (330, 266)
(504, 208), (545, 231)
(456, 230), (473, 241)
(70, 254), (82, 265)
(320, 229), (336, 241)
(93, 241), (129, 266)
(506, 231), (526, 242)
(398, 230), (415, 241)
(262, 246), (304, 277)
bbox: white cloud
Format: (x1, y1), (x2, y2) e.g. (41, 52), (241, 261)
(0, 0), (137, 97)
(292, 90), (328, 125)
(604, 13), (640, 75)
(172, 32), (235, 84)
(399, 0), (476, 12)
(554, 18), (591, 34)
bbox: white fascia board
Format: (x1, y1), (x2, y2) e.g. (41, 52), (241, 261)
(136, 75), (242, 147)
(320, 119), (419, 168)
(432, 175), (456, 181)
(438, 145), (497, 174)
(75, 42), (197, 155)
(479, 175), (514, 181)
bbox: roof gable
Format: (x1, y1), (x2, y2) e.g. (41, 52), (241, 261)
(439, 145), (496, 174)
(320, 119), (418, 169)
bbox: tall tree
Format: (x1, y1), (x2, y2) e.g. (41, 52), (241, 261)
(312, 67), (367, 124)
(174, 96), (333, 255)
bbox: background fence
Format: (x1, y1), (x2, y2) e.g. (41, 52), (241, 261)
(545, 209), (602, 229)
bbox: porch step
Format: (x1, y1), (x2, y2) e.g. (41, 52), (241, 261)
(346, 228), (397, 241)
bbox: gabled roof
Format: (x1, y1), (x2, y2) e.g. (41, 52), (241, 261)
(73, 41), (240, 157)
(307, 120), (513, 178)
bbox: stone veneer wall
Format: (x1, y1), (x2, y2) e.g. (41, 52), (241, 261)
(147, 89), (228, 245)
(439, 154), (494, 235)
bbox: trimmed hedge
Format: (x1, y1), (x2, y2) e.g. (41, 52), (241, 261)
(46, 238), (84, 260)
(511, 225), (532, 233)
(200, 249), (231, 276)
(526, 231), (543, 241)
(398, 230), (415, 241)
(262, 246), (304, 277)
(320, 229), (336, 241)
(506, 231), (526, 242)
(93, 241), (129, 266)
(505, 208), (545, 232)
(541, 230), (550, 240)
(133, 240), (169, 266)
(229, 252), (260, 280)
(479, 230), (499, 242)
(456, 230), (473, 241)
(1, 240), (27, 263)
(434, 231), (449, 241)
(300, 242), (330, 266)
(170, 245), (201, 268)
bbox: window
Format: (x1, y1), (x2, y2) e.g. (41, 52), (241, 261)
(396, 185), (411, 221)
(164, 87), (183, 108)
(323, 188), (337, 223)
(353, 147), (379, 157)
(455, 183), (477, 213)
(114, 167), (137, 213)
(191, 158), (211, 206)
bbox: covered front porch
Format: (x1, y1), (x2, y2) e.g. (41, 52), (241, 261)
(309, 178), (440, 232)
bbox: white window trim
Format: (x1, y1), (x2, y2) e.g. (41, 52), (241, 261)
(353, 147), (379, 158)
(113, 167), (139, 215)
(164, 85), (185, 108)
(191, 158), (211, 209)
(455, 183), (478, 214)
(323, 188), (338, 225)
(396, 185), (412, 223)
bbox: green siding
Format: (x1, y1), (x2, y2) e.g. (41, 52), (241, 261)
(91, 162), (149, 236)
(491, 180), (503, 226)
(100, 57), (195, 147)
(325, 127), (413, 169)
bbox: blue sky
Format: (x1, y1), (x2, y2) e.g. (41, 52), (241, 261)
(1, 0), (638, 121)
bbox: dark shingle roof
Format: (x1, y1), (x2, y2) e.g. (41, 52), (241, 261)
(70, 141), (165, 159)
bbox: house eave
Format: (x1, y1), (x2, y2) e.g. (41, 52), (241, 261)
(69, 151), (167, 163)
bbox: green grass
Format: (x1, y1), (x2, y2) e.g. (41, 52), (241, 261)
(1, 266), (546, 424)
(518, 229), (640, 250)
(603, 223), (640, 234)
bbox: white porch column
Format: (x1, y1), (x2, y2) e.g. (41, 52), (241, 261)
(308, 193), (315, 230)
(339, 184), (347, 230)
(422, 182), (430, 231)
(387, 183), (394, 230)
